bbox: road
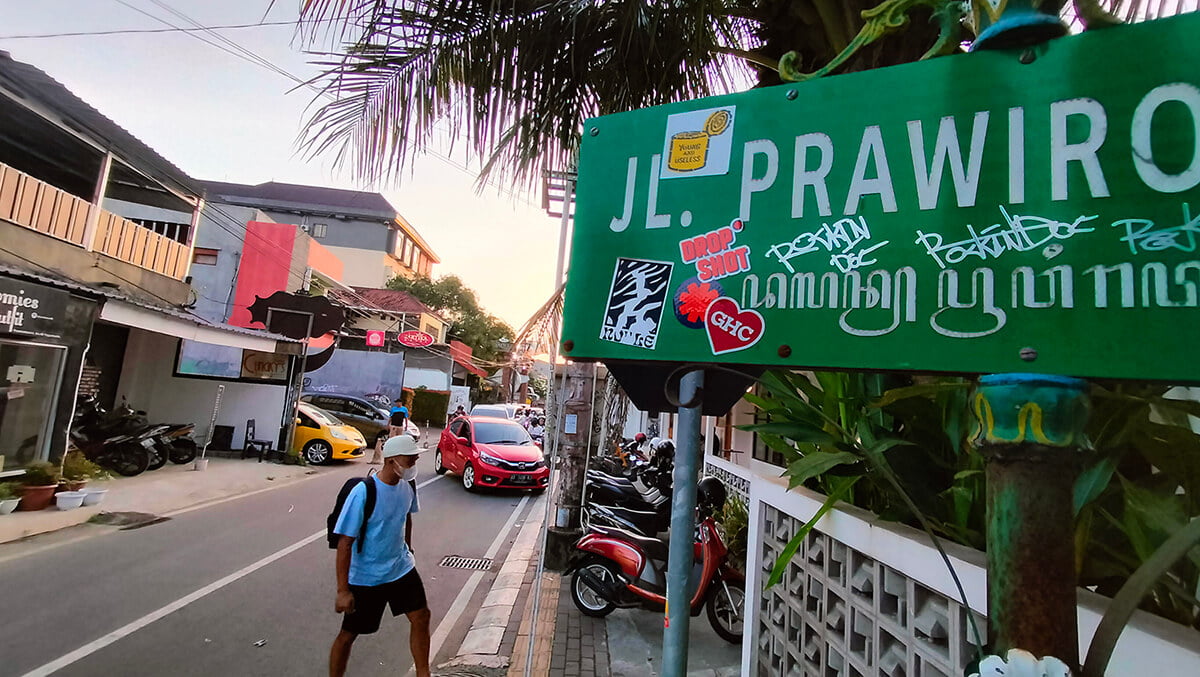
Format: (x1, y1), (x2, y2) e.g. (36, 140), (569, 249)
(0, 453), (544, 676)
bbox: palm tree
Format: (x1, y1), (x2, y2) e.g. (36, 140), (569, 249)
(298, 1), (1190, 189)
(296, 0), (953, 189)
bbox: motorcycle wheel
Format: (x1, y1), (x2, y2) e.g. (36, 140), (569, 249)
(169, 439), (198, 464)
(571, 558), (620, 618)
(105, 442), (150, 477)
(706, 579), (746, 644)
(147, 443), (167, 471)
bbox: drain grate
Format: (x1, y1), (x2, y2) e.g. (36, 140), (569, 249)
(439, 555), (493, 571)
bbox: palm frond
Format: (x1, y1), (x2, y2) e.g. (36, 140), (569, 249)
(299, 1), (756, 189)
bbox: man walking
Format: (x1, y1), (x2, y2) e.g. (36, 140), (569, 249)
(329, 435), (430, 677)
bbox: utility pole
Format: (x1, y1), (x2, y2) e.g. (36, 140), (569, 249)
(543, 360), (596, 567)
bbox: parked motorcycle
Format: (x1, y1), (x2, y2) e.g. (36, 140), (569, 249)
(581, 502), (669, 537)
(146, 423), (199, 469)
(589, 433), (650, 479)
(72, 396), (152, 476)
(566, 476), (745, 643)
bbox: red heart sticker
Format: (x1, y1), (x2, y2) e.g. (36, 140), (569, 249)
(704, 297), (764, 355)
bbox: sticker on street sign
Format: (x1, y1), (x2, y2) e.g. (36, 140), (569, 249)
(397, 330), (434, 348)
(563, 14), (1200, 382)
(599, 258), (673, 349)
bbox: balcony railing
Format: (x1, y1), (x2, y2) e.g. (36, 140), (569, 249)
(0, 161), (188, 280)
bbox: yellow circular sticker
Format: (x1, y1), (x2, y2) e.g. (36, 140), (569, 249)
(703, 110), (730, 136)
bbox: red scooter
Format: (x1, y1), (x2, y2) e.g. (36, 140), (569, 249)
(565, 477), (745, 643)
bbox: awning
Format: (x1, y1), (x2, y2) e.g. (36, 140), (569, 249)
(100, 300), (290, 353)
(448, 339), (488, 378)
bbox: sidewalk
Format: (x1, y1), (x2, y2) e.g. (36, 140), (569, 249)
(0, 456), (320, 545)
(441, 505), (740, 677)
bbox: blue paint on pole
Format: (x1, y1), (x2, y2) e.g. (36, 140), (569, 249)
(662, 369), (704, 676)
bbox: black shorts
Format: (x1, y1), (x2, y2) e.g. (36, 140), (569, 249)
(341, 568), (428, 635)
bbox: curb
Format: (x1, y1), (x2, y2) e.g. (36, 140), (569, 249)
(448, 502), (546, 668)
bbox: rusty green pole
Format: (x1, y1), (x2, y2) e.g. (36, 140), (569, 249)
(968, 0), (1067, 51)
(971, 373), (1090, 668)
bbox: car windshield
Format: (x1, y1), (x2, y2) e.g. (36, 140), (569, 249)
(301, 404), (342, 427)
(472, 406), (509, 418)
(474, 421), (534, 445)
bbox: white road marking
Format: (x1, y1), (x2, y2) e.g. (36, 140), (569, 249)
(22, 474), (446, 676)
(412, 494), (532, 677)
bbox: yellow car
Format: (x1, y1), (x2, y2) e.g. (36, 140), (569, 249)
(294, 401), (367, 465)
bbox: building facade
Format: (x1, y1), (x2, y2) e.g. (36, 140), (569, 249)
(0, 51), (297, 473)
(200, 181), (439, 288)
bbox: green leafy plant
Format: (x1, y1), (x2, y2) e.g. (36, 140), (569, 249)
(718, 495), (750, 573)
(60, 451), (102, 482)
(742, 371), (1200, 630)
(21, 461), (61, 487)
(0, 481), (20, 500)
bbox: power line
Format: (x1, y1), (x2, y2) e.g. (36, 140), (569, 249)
(0, 20), (318, 40)
(108, 1), (528, 199)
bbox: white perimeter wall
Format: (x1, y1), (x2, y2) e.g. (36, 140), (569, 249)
(404, 367), (449, 392)
(115, 329), (289, 449)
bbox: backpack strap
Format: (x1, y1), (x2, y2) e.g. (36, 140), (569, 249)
(356, 477), (377, 553)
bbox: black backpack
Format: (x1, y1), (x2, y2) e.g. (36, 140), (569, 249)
(327, 474), (377, 553)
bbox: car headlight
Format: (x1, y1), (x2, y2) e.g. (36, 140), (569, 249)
(479, 452), (502, 467)
(329, 427), (350, 441)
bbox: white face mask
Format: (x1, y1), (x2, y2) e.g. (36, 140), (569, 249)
(403, 465), (419, 482)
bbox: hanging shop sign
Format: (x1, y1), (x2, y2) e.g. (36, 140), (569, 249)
(562, 13), (1200, 382)
(397, 330), (434, 348)
(365, 330), (386, 347)
(0, 277), (69, 340)
(241, 350), (289, 381)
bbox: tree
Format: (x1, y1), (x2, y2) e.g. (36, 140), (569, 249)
(300, 1), (1181, 189)
(386, 273), (513, 364)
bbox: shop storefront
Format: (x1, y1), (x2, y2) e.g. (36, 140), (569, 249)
(0, 273), (97, 475)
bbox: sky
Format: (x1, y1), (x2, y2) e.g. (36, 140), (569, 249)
(0, 0), (560, 330)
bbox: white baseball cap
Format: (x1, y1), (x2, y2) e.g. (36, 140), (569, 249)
(382, 434), (421, 458)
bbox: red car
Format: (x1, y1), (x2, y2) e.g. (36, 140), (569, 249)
(436, 416), (550, 492)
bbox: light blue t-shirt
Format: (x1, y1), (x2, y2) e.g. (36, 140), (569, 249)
(333, 476), (420, 586)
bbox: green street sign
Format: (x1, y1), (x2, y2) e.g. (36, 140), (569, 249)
(562, 13), (1200, 382)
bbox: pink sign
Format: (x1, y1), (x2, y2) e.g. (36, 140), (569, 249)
(397, 330), (435, 348)
(365, 330), (386, 347)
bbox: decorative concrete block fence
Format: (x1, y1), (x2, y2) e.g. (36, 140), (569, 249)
(703, 457), (1200, 676)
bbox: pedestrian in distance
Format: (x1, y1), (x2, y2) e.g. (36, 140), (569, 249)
(389, 398), (409, 438)
(329, 434), (430, 677)
(529, 417), (545, 445)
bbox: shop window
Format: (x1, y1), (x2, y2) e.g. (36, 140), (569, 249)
(192, 247), (219, 266)
(0, 340), (66, 472)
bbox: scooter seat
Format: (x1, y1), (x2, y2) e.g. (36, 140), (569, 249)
(589, 523), (670, 562)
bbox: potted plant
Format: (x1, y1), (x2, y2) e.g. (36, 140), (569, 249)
(0, 481), (21, 514)
(17, 461), (61, 511)
(60, 451), (101, 491)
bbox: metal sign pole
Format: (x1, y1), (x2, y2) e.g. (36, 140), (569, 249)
(662, 368), (704, 676)
(268, 308), (313, 460)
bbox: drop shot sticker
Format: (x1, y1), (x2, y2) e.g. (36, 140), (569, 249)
(705, 297), (765, 355)
(600, 258), (673, 350)
(679, 219), (751, 282)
